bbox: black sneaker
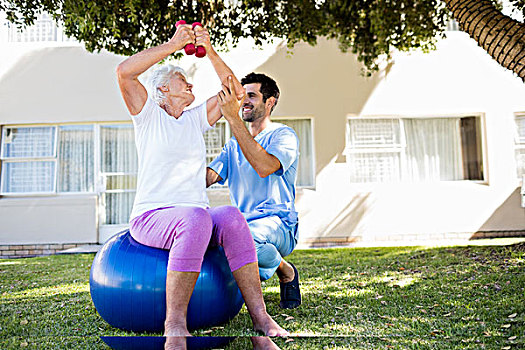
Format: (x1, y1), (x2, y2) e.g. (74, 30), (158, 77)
(279, 263), (301, 309)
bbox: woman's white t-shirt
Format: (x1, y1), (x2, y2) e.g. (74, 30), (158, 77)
(129, 96), (212, 221)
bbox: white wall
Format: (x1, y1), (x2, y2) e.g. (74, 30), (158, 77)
(221, 32), (525, 244)
(0, 45), (129, 124)
(0, 195), (97, 244)
(0, 29), (524, 246)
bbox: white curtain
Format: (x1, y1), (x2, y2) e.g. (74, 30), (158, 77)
(100, 125), (138, 225)
(516, 116), (525, 143)
(277, 119), (314, 187)
(516, 117), (525, 179)
(58, 126), (94, 192)
(404, 118), (463, 181)
(516, 149), (525, 179)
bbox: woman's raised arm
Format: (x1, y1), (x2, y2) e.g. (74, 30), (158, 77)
(193, 26), (244, 126)
(116, 25), (195, 115)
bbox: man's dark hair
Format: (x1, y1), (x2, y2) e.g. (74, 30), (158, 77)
(241, 73), (280, 110)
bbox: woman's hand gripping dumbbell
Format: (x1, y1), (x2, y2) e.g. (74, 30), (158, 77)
(175, 20), (207, 58)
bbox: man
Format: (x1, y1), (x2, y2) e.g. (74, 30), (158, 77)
(207, 72), (301, 309)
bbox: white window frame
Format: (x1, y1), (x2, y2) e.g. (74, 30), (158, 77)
(0, 117), (318, 196)
(0, 123), (100, 196)
(7, 13), (58, 42)
(206, 116), (316, 189)
(205, 119), (231, 164)
(515, 113), (525, 183)
(95, 122), (137, 198)
(1, 124), (59, 195)
(345, 117), (406, 181)
(446, 19), (460, 32)
(0, 120), (246, 195)
(345, 113), (488, 184)
(94, 122), (138, 226)
(4, 12), (75, 43)
(204, 120), (231, 189)
(272, 116), (316, 189)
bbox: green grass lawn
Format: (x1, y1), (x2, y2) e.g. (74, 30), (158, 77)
(1, 240), (523, 349)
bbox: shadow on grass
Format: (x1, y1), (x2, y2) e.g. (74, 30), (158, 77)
(274, 242), (524, 349)
(0, 243), (523, 349)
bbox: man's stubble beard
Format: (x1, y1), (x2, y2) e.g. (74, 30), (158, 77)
(242, 104), (266, 123)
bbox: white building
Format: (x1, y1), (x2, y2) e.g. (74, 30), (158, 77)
(0, 13), (524, 258)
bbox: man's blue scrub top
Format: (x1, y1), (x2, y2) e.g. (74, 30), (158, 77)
(208, 123), (299, 229)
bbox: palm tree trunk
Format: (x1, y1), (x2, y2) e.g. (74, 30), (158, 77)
(445, 0), (525, 81)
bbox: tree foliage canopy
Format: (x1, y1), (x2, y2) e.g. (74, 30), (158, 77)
(1, 1), (523, 74)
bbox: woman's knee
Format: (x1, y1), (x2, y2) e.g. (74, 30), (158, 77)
(209, 206), (253, 249)
(211, 206), (248, 232)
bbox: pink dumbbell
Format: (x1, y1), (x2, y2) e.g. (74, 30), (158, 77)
(191, 22), (207, 58)
(175, 20), (196, 55)
(175, 20), (207, 58)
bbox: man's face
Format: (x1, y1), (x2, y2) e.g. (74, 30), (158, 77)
(242, 83), (267, 123)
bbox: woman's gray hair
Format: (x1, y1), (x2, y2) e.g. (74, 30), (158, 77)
(148, 64), (188, 104)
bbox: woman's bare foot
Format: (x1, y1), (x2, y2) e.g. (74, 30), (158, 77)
(164, 320), (191, 337)
(253, 312), (289, 337)
(164, 336), (187, 350)
(251, 336), (281, 349)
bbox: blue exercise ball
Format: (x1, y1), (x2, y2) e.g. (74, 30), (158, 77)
(90, 230), (244, 333)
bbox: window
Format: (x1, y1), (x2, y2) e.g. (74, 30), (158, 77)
(205, 118), (315, 187)
(447, 19), (460, 32)
(515, 115), (525, 179)
(58, 125), (94, 192)
(0, 119), (314, 222)
(8, 13), (58, 42)
(1, 126), (56, 193)
(346, 116), (484, 182)
(346, 119), (403, 182)
(99, 125), (137, 225)
(273, 118), (315, 187)
(1, 125), (95, 194)
(204, 120), (230, 165)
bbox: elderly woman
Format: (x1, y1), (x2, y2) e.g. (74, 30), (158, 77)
(116, 23), (287, 345)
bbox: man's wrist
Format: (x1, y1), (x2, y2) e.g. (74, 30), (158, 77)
(223, 112), (236, 122)
(224, 112), (241, 124)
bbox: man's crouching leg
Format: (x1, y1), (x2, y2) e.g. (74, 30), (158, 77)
(248, 217), (301, 309)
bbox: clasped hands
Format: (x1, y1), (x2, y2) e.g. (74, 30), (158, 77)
(170, 22), (211, 55)
(217, 76), (246, 122)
